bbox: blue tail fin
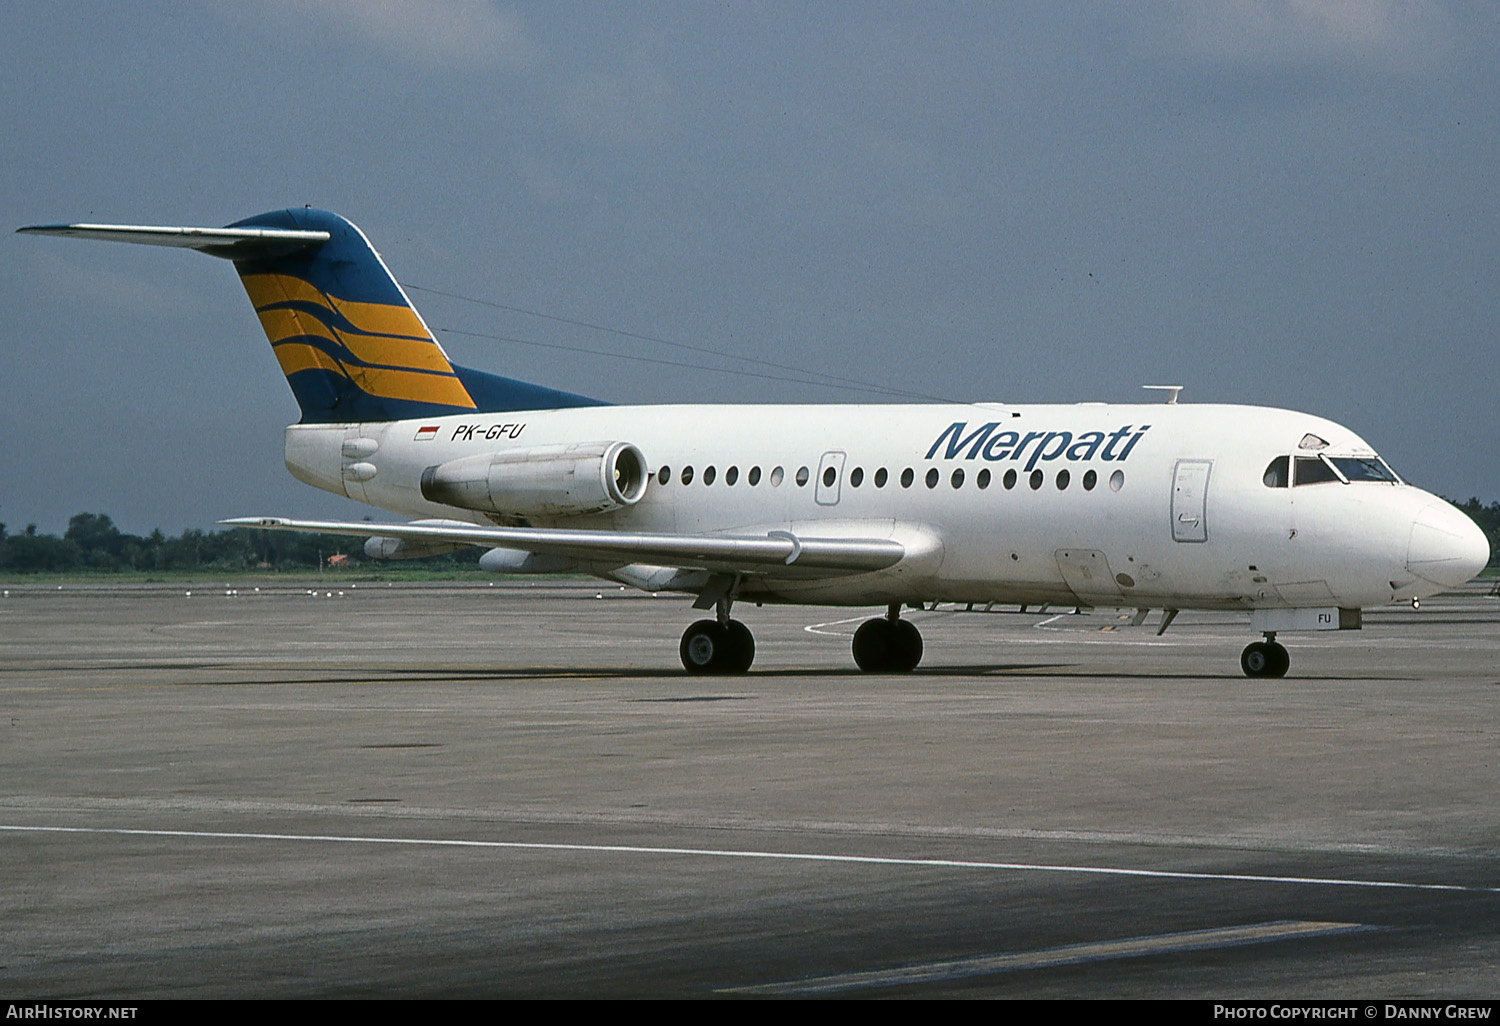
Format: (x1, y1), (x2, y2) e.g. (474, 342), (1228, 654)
(20, 208), (607, 423)
(227, 209), (605, 422)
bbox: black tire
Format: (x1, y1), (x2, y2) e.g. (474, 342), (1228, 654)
(852, 617), (922, 673)
(1266, 642), (1290, 678)
(680, 619), (727, 674)
(724, 619), (756, 674)
(852, 618), (893, 672)
(890, 618), (923, 673)
(1241, 641), (1274, 678)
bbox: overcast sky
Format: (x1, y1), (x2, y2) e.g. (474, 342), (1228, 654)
(2, 1), (1496, 535)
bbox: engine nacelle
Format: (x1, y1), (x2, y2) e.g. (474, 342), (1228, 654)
(420, 441), (648, 518)
(478, 548), (582, 574)
(364, 519), (477, 561)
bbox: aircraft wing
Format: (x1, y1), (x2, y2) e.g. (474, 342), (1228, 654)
(221, 517), (915, 575)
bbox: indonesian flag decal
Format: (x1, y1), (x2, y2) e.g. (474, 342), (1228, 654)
(414, 425), (440, 441)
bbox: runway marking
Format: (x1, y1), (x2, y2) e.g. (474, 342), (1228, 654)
(803, 614), (868, 636)
(722, 920), (1375, 995)
(2, 824), (1497, 894)
(7, 796), (1488, 858)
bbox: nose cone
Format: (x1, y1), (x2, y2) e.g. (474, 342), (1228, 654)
(1407, 502), (1491, 588)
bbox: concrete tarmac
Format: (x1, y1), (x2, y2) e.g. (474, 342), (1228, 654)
(1, 578), (1498, 998)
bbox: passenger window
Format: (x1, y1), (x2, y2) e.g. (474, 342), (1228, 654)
(1029, 469), (1043, 490)
(849, 467), (864, 487)
(951, 468), (964, 488)
(703, 466), (717, 486)
(748, 466), (762, 486)
(822, 466), (836, 487)
(1003, 469), (1017, 490)
(901, 468), (914, 488)
(1263, 456), (1289, 488)
(1082, 469), (1096, 491)
(874, 467), (888, 487)
(796, 466), (810, 487)
(925, 468), (939, 488)
(1056, 469), (1070, 490)
(657, 466), (671, 486)
(977, 468), (991, 489)
(770, 466), (784, 486)
(1109, 470), (1124, 491)
(1294, 456), (1339, 486)
(725, 466), (738, 486)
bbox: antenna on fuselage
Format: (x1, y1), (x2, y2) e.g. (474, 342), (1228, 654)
(1142, 384), (1183, 405)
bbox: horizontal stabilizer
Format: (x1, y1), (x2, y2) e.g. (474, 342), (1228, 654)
(16, 222), (329, 260)
(222, 517), (911, 576)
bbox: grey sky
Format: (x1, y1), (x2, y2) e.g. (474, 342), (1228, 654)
(2, 1), (1496, 535)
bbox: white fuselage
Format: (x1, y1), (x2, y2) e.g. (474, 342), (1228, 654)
(284, 402), (1485, 612)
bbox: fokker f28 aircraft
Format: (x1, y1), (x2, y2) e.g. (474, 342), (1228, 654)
(21, 209), (1490, 677)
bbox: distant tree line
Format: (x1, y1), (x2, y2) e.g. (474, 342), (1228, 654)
(0, 513), (481, 573)
(1449, 498), (1499, 568)
(1, 501), (1495, 575)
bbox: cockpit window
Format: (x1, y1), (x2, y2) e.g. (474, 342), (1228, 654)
(1293, 456), (1341, 486)
(1263, 456), (1289, 488)
(1329, 456), (1400, 484)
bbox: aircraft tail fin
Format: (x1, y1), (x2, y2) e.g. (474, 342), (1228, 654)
(20, 208), (605, 423)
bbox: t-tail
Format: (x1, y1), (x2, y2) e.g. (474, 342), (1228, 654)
(18, 208), (606, 423)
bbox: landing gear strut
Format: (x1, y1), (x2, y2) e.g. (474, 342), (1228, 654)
(852, 604), (924, 673)
(1240, 633), (1290, 678)
(679, 591), (755, 675)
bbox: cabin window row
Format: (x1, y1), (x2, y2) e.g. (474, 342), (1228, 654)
(655, 464), (1126, 492)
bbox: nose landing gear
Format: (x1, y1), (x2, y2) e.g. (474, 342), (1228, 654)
(1241, 633), (1290, 678)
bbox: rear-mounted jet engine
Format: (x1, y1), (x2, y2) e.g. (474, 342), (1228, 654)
(419, 441), (648, 518)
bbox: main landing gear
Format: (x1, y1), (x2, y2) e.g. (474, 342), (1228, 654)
(1240, 632), (1290, 678)
(679, 618), (755, 675)
(679, 600), (925, 675)
(679, 585), (754, 675)
(851, 604), (923, 673)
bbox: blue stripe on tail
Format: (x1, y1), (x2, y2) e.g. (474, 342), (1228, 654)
(227, 209), (606, 423)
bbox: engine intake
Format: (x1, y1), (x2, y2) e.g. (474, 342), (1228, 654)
(420, 441), (648, 517)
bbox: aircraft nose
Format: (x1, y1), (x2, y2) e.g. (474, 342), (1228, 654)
(1407, 502), (1492, 588)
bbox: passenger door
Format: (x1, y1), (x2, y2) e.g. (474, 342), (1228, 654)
(1171, 459), (1212, 543)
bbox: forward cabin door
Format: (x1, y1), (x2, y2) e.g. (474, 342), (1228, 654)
(1171, 459), (1212, 543)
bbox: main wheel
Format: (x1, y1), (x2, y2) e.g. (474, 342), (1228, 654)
(680, 619), (755, 675)
(681, 619), (728, 674)
(852, 618), (893, 671)
(1266, 641), (1290, 678)
(890, 618), (923, 672)
(852, 618), (923, 673)
(724, 619), (756, 674)
(1241, 641), (1289, 678)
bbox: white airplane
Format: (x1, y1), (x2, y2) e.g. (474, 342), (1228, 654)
(20, 209), (1490, 677)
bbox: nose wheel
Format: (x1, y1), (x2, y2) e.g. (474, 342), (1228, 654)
(680, 618), (755, 675)
(1240, 638), (1290, 678)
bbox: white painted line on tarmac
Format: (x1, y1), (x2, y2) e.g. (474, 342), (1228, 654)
(803, 614), (868, 636)
(723, 920), (1375, 995)
(3, 824), (1497, 894)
